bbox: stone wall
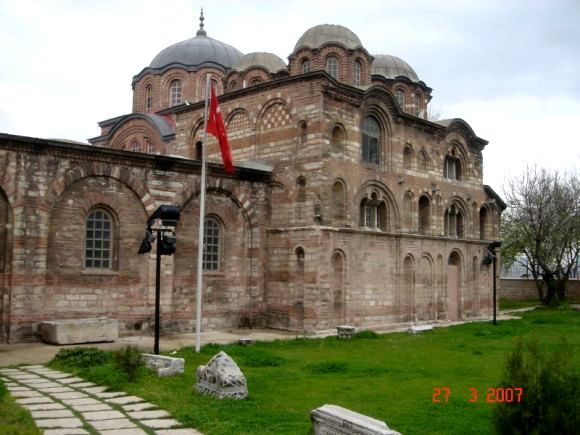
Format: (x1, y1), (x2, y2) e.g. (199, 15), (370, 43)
(500, 278), (580, 301)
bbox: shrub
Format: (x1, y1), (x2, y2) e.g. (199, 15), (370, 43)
(113, 345), (144, 381)
(0, 378), (7, 400)
(493, 336), (580, 434)
(354, 330), (380, 339)
(50, 347), (109, 368)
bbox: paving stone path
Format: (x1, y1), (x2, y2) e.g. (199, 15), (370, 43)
(0, 365), (202, 435)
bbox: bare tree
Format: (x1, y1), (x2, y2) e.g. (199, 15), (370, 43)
(501, 167), (580, 304)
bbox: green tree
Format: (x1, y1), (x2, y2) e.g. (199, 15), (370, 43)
(501, 167), (579, 304)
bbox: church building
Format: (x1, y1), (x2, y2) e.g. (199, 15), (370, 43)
(0, 14), (505, 343)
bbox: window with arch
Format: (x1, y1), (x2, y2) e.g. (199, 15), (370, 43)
(479, 207), (488, 240)
(85, 208), (113, 269)
(169, 79), (182, 107)
(130, 139), (141, 153)
(299, 121), (307, 147)
(250, 78), (262, 86)
(296, 176), (307, 221)
(418, 195), (431, 235)
(195, 141), (202, 160)
(145, 139), (155, 154)
(211, 78), (219, 92)
(395, 89), (405, 108)
(145, 85), (153, 112)
(419, 148), (429, 171)
(444, 149), (463, 180)
(362, 116), (380, 164)
(403, 145), (413, 169)
(203, 216), (221, 271)
(412, 93), (420, 116)
(360, 192), (387, 230)
(301, 59), (311, 73)
(332, 181), (346, 221)
(229, 81), (238, 91)
(326, 56), (339, 79)
(354, 60), (362, 86)
(444, 203), (464, 238)
(331, 125), (345, 151)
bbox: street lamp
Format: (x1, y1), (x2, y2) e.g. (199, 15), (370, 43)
(138, 205), (180, 354)
(483, 241), (502, 325)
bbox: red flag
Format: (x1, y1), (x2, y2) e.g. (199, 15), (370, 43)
(207, 85), (234, 173)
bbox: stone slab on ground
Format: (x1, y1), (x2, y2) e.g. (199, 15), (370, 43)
(6, 386), (32, 391)
(122, 402), (158, 412)
(43, 429), (89, 435)
(139, 418), (182, 429)
(35, 417), (84, 429)
(89, 418), (138, 431)
(41, 372), (72, 379)
(408, 325), (434, 334)
(21, 403), (67, 411)
(71, 403), (114, 412)
(40, 387), (75, 394)
(40, 318), (118, 345)
(82, 386), (108, 394)
(30, 409), (76, 419)
(49, 391), (89, 400)
(156, 430), (204, 435)
(69, 382), (96, 388)
(62, 397), (103, 407)
(99, 429), (148, 435)
(142, 353), (185, 377)
(16, 396), (54, 404)
(82, 410), (126, 421)
(58, 377), (86, 384)
(311, 404), (401, 435)
(31, 382), (63, 389)
(95, 391), (125, 398)
(127, 409), (171, 419)
(106, 395), (144, 405)
(10, 390), (44, 398)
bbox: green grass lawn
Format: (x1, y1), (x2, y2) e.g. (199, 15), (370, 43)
(0, 379), (41, 435)
(499, 298), (540, 311)
(48, 307), (579, 435)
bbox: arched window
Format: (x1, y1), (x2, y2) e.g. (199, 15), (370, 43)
(403, 145), (413, 169)
(360, 192), (387, 230)
(326, 56), (339, 79)
(211, 78), (219, 92)
(250, 78), (262, 86)
(419, 148), (429, 171)
(195, 141), (202, 160)
(479, 207), (488, 240)
(395, 89), (405, 108)
(332, 181), (346, 221)
(229, 81), (238, 91)
(354, 60), (362, 86)
(130, 139), (141, 153)
(301, 59), (311, 73)
(145, 139), (155, 154)
(296, 176), (307, 222)
(444, 150), (463, 180)
(445, 203), (464, 238)
(419, 196), (431, 235)
(145, 85), (153, 112)
(203, 217), (221, 271)
(331, 125), (345, 151)
(169, 80), (182, 107)
(85, 208), (113, 269)
(299, 121), (308, 147)
(362, 116), (380, 164)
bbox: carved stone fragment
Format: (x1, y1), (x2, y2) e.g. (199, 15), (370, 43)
(311, 404), (401, 435)
(195, 351), (247, 399)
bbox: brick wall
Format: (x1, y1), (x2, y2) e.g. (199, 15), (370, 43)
(500, 279), (580, 301)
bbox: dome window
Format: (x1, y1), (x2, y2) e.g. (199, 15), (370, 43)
(354, 60), (362, 86)
(395, 89), (405, 108)
(145, 85), (153, 112)
(326, 56), (339, 79)
(302, 59), (311, 73)
(169, 80), (182, 107)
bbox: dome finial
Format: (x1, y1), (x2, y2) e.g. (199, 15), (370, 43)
(196, 8), (207, 36)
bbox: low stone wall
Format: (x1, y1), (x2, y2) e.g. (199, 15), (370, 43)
(500, 279), (580, 301)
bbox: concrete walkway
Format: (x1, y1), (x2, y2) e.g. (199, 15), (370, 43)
(1, 365), (202, 434)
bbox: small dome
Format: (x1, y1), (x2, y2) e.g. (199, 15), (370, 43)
(149, 34), (243, 70)
(233, 52), (287, 73)
(294, 24), (363, 51)
(371, 54), (419, 82)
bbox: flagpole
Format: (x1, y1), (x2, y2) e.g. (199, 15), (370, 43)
(195, 75), (210, 353)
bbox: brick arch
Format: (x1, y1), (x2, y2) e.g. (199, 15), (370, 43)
(46, 163), (155, 216)
(109, 120), (167, 154)
(356, 180), (401, 228)
(257, 98), (292, 132)
(174, 178), (257, 228)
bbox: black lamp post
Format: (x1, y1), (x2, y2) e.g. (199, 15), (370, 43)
(138, 205), (180, 354)
(483, 241), (502, 325)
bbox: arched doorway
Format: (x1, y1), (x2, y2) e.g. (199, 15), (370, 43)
(447, 251), (462, 321)
(330, 251), (346, 326)
(0, 188), (13, 343)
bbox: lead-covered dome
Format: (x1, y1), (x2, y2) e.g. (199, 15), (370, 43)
(371, 54), (419, 82)
(294, 24), (363, 51)
(150, 33), (243, 70)
(233, 52), (287, 73)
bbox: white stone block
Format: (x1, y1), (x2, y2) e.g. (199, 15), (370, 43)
(142, 354), (185, 377)
(311, 404), (401, 435)
(407, 325), (434, 334)
(40, 318), (118, 345)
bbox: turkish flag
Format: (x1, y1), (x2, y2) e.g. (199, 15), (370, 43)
(207, 85), (234, 173)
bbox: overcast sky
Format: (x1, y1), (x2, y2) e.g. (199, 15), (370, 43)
(1, 0), (578, 189)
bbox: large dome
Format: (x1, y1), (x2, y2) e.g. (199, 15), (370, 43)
(371, 54), (419, 82)
(233, 52), (287, 73)
(149, 30), (242, 70)
(294, 24), (363, 51)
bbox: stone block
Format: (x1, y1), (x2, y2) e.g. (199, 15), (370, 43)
(238, 338), (255, 346)
(196, 351), (248, 399)
(336, 325), (356, 339)
(40, 318), (118, 345)
(311, 404), (401, 435)
(142, 353), (185, 377)
(407, 325), (434, 334)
